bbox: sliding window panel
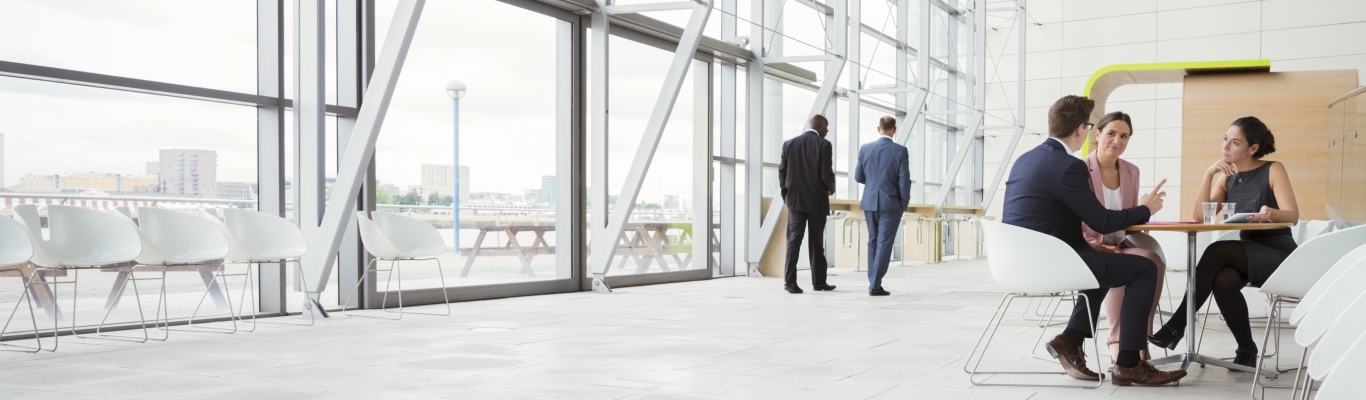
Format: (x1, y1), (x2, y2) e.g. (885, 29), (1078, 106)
(368, 1), (576, 294)
(591, 35), (712, 278)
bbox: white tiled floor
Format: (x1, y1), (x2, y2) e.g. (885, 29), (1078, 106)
(0, 260), (1297, 399)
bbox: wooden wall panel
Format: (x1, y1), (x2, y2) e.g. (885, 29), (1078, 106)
(1181, 71), (1359, 221)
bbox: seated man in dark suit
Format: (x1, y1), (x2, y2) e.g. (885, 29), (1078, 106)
(1002, 95), (1186, 386)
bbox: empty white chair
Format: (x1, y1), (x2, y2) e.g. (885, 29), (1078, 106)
(104, 207), (231, 341)
(14, 204), (142, 350)
(1251, 225), (1366, 390)
(0, 216), (41, 352)
(1301, 220), (1335, 245)
(343, 211), (451, 320)
(1290, 244), (1366, 326)
(1315, 331), (1366, 400)
(1275, 257), (1366, 400)
(1301, 292), (1366, 399)
(197, 208), (313, 330)
(964, 221), (1103, 388)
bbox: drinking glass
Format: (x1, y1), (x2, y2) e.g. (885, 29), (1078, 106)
(1222, 202), (1237, 223)
(1202, 202), (1219, 224)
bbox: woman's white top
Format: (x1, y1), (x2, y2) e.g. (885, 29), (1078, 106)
(1102, 186), (1125, 246)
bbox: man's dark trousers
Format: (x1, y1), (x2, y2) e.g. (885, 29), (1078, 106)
(784, 210), (828, 286)
(1067, 251), (1158, 348)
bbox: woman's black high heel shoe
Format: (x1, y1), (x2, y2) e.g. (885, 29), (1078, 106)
(1232, 348), (1258, 369)
(1148, 326), (1184, 350)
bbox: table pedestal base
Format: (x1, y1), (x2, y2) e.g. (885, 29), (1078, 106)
(1151, 352), (1277, 379)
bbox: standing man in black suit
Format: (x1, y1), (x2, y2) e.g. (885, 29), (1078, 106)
(778, 114), (837, 294)
(1002, 95), (1185, 386)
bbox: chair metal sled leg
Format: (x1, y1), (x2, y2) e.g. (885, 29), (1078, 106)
(0, 270), (44, 353)
(178, 262), (243, 334)
(239, 261), (317, 331)
(89, 267), (166, 342)
(964, 292), (1104, 388)
(378, 258), (452, 318)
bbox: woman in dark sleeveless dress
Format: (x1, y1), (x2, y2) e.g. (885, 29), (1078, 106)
(1148, 116), (1299, 368)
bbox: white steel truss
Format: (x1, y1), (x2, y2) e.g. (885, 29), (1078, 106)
(587, 1), (714, 293)
(299, 0), (425, 313)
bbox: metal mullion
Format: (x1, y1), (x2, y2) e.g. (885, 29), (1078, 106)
(256, 0), (287, 315)
(693, 59), (713, 274)
(336, 0), (371, 310)
(717, 0), (737, 277)
(847, 0), (862, 200)
(0, 60), (359, 117)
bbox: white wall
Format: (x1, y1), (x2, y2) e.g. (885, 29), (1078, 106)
(983, 0), (1366, 266)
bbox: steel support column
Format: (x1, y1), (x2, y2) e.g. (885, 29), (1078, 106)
(717, 0), (738, 277)
(744, 0), (768, 276)
(693, 59), (713, 273)
(256, 0), (287, 314)
(294, 0), (327, 304)
(336, 0), (375, 310)
(846, 0), (862, 199)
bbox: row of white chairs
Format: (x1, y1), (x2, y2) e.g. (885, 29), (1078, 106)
(1253, 224), (1366, 399)
(0, 205), (451, 352)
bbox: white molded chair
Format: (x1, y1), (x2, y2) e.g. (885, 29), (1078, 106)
(1251, 225), (1366, 389)
(1290, 244), (1366, 326)
(0, 216), (41, 352)
(1315, 331), (1366, 400)
(1300, 220), (1335, 245)
(1300, 292), (1366, 400)
(197, 208), (314, 330)
(14, 204), (142, 350)
(964, 221), (1103, 388)
(1269, 255), (1366, 400)
(106, 207), (231, 341)
(342, 212), (451, 319)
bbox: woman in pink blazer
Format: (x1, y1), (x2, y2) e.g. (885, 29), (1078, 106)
(1083, 111), (1167, 360)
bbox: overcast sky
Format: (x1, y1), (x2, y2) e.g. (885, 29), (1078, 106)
(0, 0), (921, 202)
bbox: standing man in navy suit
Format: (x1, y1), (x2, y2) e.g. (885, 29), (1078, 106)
(855, 116), (911, 296)
(1002, 95), (1185, 386)
(779, 114), (837, 294)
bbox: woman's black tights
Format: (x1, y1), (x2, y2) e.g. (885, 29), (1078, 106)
(1161, 241), (1258, 352)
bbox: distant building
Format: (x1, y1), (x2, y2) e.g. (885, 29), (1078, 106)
(217, 182), (256, 200)
(160, 149), (217, 197)
(663, 194), (680, 210)
(19, 174), (58, 192)
(378, 182), (401, 197)
(145, 161), (159, 176)
(119, 174), (158, 192)
(536, 175), (556, 205)
(469, 192), (519, 204)
(418, 164), (470, 202)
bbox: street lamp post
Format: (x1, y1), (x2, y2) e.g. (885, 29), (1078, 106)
(446, 81), (466, 254)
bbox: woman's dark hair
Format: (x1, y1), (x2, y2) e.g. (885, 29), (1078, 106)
(1231, 116), (1276, 159)
(1096, 111), (1133, 133)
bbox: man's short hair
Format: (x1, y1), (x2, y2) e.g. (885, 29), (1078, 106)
(809, 114), (829, 130)
(1047, 95), (1095, 139)
(878, 116), (896, 131)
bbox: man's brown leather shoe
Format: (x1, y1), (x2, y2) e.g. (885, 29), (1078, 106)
(1110, 361), (1187, 386)
(1043, 334), (1100, 381)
